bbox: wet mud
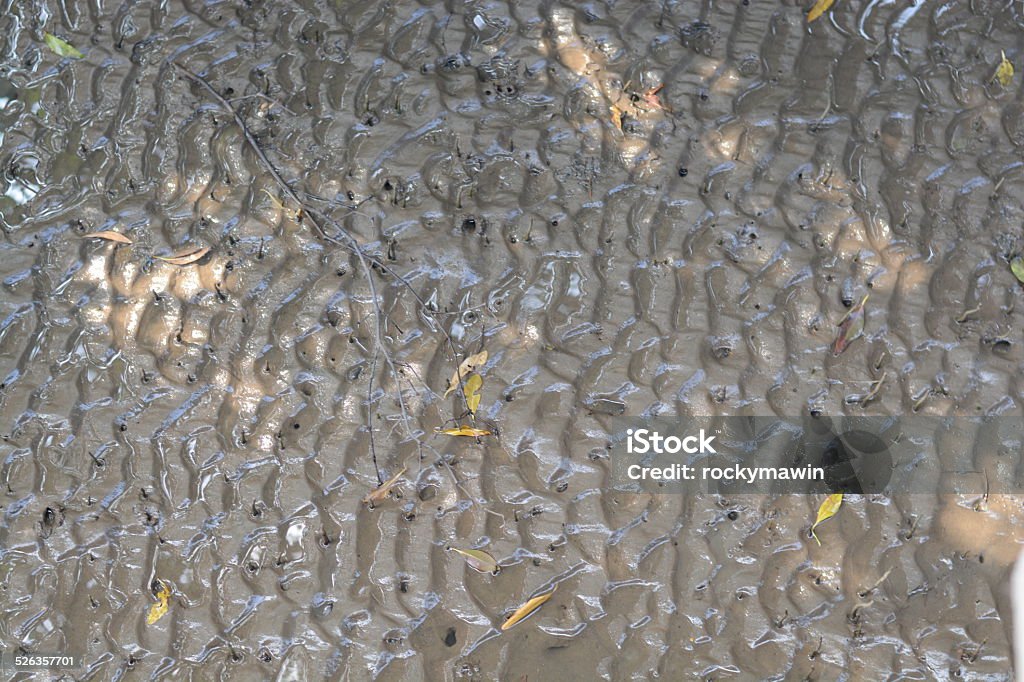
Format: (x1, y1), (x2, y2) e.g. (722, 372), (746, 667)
(1, 0), (1024, 679)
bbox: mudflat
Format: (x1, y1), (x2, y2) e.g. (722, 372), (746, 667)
(0, 1), (1021, 679)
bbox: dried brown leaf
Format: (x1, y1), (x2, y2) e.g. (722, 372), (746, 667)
(831, 294), (868, 356)
(449, 547), (500, 574)
(363, 466), (407, 505)
(156, 246), (210, 266)
(85, 230), (133, 245)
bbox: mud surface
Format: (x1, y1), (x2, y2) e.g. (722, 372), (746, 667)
(2, 0), (1024, 679)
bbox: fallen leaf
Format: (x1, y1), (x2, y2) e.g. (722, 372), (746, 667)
(156, 246), (210, 266)
(642, 84), (665, 110)
(806, 0), (836, 23)
(262, 189), (300, 219)
(610, 104), (623, 131)
(44, 33), (84, 59)
(146, 580), (171, 625)
(363, 466), (407, 505)
(501, 586), (556, 631)
(1011, 256), (1024, 284)
(464, 374), (483, 415)
(449, 547), (500, 574)
(811, 493), (843, 546)
(85, 230), (133, 244)
(994, 51), (1014, 87)
(831, 294), (868, 356)
(438, 426), (491, 438)
(444, 350), (488, 398)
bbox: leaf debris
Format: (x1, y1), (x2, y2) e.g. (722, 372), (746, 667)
(806, 0), (836, 23)
(994, 51), (1014, 87)
(438, 426), (491, 438)
(448, 547), (500, 575)
(811, 493), (843, 546)
(44, 33), (84, 59)
(464, 374), (483, 415)
(1011, 256), (1024, 284)
(831, 294), (868, 356)
(84, 230), (133, 245)
(501, 585), (556, 631)
(444, 351), (488, 398)
(146, 580), (172, 625)
(155, 246), (210, 266)
(363, 466), (407, 505)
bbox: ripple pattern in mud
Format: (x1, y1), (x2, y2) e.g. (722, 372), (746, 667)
(1, 0), (1023, 679)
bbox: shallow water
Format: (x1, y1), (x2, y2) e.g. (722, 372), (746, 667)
(1, 0), (1023, 679)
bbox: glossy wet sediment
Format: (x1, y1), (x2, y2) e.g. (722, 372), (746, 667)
(1, 0), (1022, 679)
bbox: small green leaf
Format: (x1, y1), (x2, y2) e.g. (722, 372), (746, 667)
(44, 33), (84, 59)
(1011, 256), (1024, 284)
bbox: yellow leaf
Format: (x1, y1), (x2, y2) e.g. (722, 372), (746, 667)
(610, 104), (623, 131)
(444, 351), (488, 398)
(806, 0), (836, 23)
(501, 585), (556, 631)
(438, 426), (491, 438)
(994, 51), (1014, 87)
(84, 230), (133, 244)
(363, 466), (407, 505)
(811, 493), (844, 546)
(44, 33), (84, 59)
(449, 547), (500, 574)
(1012, 256), (1024, 284)
(156, 246), (210, 266)
(464, 374), (483, 415)
(146, 580), (171, 625)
